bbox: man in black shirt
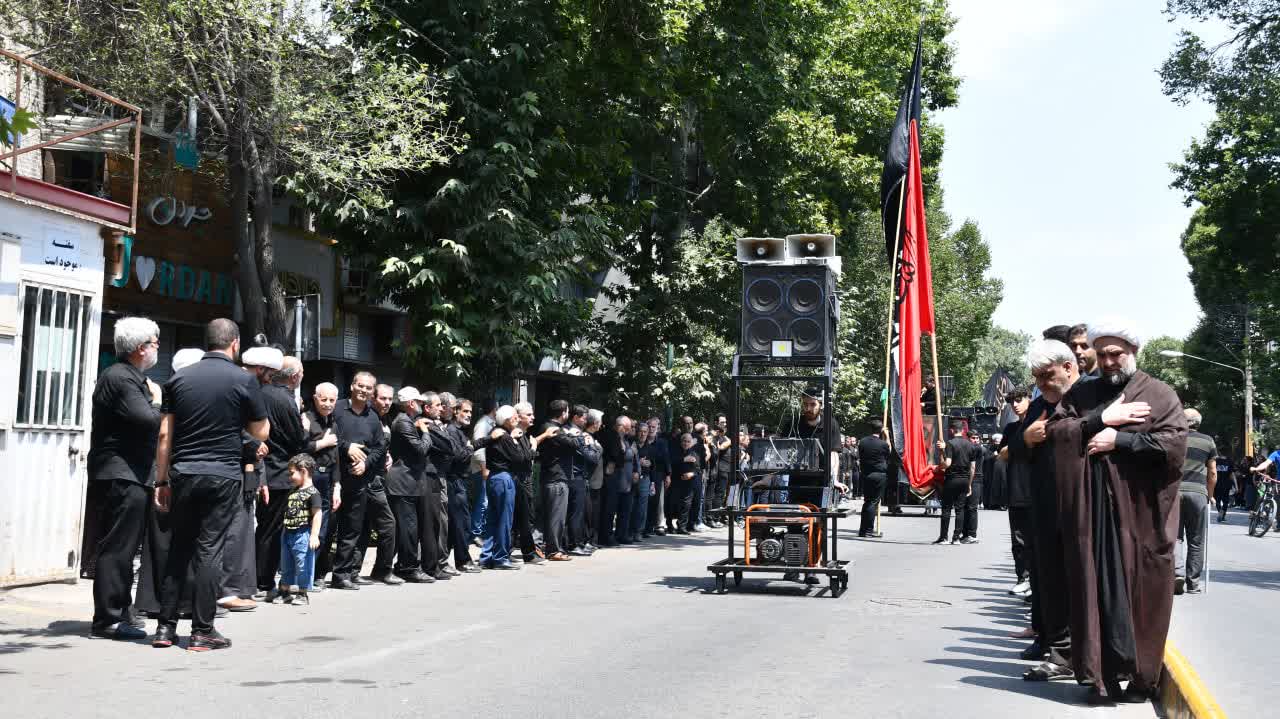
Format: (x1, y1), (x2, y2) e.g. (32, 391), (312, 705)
(303, 382), (340, 587)
(87, 317), (162, 640)
(999, 389), (1033, 596)
(566, 404), (600, 556)
(934, 421), (974, 545)
(254, 355), (310, 596)
(385, 387), (435, 583)
(355, 383), (403, 585)
(536, 400), (574, 560)
(328, 371), (390, 590)
(443, 397), (481, 572)
(153, 319), (269, 651)
(955, 430), (990, 543)
(421, 392), (457, 579)
(858, 419), (892, 538)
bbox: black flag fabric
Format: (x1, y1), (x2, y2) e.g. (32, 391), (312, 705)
(879, 30), (923, 260)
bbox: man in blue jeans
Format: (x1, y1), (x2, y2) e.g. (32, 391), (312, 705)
(468, 398), (497, 545)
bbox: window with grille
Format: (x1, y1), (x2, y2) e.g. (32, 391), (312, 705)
(15, 284), (94, 428)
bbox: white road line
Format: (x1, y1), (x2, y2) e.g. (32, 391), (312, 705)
(319, 622), (495, 672)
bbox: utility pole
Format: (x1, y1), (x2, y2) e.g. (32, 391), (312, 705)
(1243, 304), (1254, 457)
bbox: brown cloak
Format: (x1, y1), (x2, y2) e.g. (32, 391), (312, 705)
(1047, 370), (1186, 690)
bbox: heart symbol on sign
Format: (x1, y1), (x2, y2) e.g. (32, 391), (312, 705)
(135, 256), (156, 291)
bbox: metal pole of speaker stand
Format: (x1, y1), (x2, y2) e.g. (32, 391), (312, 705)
(728, 356), (739, 562)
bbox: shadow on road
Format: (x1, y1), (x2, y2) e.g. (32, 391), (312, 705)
(648, 575), (831, 598)
(0, 621), (94, 655)
(1203, 568), (1280, 590)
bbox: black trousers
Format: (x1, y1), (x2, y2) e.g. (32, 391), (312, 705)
(446, 477), (472, 567)
(88, 479), (149, 628)
(566, 477), (588, 550)
(1008, 506), (1033, 582)
(937, 479), (969, 540)
(601, 485), (633, 545)
(956, 481), (982, 539)
(158, 474), (239, 634)
(1030, 504), (1070, 658)
(421, 474), (450, 573)
(668, 478), (694, 529)
(222, 487), (257, 598)
(541, 481), (568, 555)
(356, 483), (397, 576)
(512, 472), (538, 558)
(312, 470), (334, 584)
(859, 472), (887, 535)
(586, 486), (602, 545)
(333, 481), (394, 580)
(254, 487), (290, 590)
(390, 494), (423, 574)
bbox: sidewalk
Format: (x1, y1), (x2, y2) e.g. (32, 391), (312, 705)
(1165, 505), (1277, 717)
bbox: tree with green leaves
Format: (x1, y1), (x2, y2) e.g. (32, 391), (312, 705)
(1, 0), (462, 339)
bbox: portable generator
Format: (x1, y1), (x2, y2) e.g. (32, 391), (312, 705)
(744, 503), (820, 567)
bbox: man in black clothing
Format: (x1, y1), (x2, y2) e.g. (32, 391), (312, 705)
(328, 371), (392, 590)
(935, 421), (974, 545)
(645, 417), (670, 536)
(954, 430), (989, 542)
(153, 319), (269, 651)
(303, 382), (340, 587)
(537, 400), (574, 560)
(385, 387), (435, 583)
(1000, 389), (1034, 596)
(422, 393), (457, 579)
(254, 355), (310, 596)
(1008, 338), (1079, 678)
(512, 402), (548, 563)
(858, 419), (892, 538)
(565, 404), (596, 555)
(355, 383), (403, 585)
(87, 317), (162, 640)
(442, 397), (482, 572)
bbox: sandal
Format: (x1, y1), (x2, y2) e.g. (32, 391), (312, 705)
(1023, 661), (1074, 682)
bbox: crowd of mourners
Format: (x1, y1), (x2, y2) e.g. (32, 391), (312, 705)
(84, 316), (768, 652)
(81, 313), (1221, 708)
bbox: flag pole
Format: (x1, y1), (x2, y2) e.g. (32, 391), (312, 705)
(877, 180), (908, 535)
(929, 332), (945, 448)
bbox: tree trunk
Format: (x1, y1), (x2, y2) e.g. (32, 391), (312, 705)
(229, 123), (265, 339)
(253, 163), (289, 343)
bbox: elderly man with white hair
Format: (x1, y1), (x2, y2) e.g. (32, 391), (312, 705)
(1046, 317), (1188, 704)
(86, 317), (162, 640)
(474, 405), (537, 569)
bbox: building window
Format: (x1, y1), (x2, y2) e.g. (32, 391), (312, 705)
(340, 256), (369, 294)
(16, 284), (94, 428)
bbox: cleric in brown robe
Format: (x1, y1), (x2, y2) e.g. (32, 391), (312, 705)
(1046, 318), (1187, 703)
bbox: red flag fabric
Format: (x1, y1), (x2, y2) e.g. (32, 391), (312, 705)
(894, 117), (935, 491)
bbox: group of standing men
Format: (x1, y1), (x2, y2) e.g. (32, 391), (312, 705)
(992, 320), (1192, 705)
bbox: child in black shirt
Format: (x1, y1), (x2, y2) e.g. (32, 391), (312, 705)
(275, 454), (323, 605)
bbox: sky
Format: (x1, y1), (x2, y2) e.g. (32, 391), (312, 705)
(936, 0), (1218, 343)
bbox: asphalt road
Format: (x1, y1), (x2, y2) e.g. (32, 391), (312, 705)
(2, 505), (1161, 719)
(1166, 503), (1279, 718)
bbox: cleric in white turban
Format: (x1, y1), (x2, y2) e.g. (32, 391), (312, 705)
(1045, 316), (1187, 703)
(172, 348), (205, 373)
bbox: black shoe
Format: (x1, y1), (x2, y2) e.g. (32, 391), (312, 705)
(188, 628), (232, 652)
(1020, 641), (1047, 660)
(440, 566), (461, 577)
(354, 576), (375, 585)
(399, 570), (435, 583)
(523, 555), (547, 565)
(372, 572), (405, 586)
(656, 527), (668, 535)
(932, 537), (946, 545)
(859, 531), (884, 539)
(329, 577), (360, 590)
(960, 537), (979, 545)
(490, 562), (521, 570)
(90, 622), (147, 641)
(151, 623), (178, 648)
(568, 548), (592, 556)
(431, 570), (452, 581)
(1173, 576), (1185, 595)
(459, 564), (482, 574)
(803, 574), (821, 585)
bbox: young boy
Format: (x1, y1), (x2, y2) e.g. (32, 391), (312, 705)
(275, 454), (323, 605)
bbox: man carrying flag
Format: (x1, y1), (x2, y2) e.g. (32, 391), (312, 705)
(879, 30), (941, 496)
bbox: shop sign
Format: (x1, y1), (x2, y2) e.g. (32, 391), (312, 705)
(108, 234), (234, 305)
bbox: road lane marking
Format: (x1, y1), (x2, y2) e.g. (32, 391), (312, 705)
(319, 622), (494, 672)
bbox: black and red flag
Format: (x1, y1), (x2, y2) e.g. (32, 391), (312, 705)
(879, 30), (937, 493)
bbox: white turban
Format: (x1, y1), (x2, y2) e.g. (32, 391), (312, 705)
(242, 346), (284, 370)
(1086, 317), (1141, 350)
(172, 348), (204, 373)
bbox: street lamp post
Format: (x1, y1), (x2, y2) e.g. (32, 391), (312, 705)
(1159, 349), (1253, 456)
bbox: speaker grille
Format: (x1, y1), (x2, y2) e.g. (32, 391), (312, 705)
(745, 278), (783, 314)
(744, 318), (783, 354)
(787, 279), (822, 315)
(790, 318), (822, 354)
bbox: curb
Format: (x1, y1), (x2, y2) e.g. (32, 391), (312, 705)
(1159, 644), (1227, 719)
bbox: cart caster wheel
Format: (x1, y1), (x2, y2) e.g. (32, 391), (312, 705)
(829, 576), (839, 594)
(715, 574), (727, 593)
(733, 571), (743, 587)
